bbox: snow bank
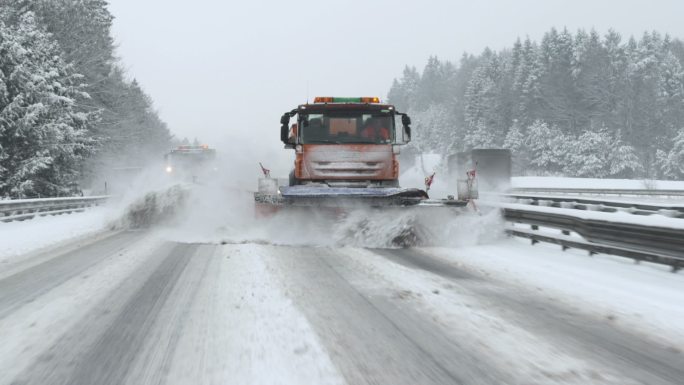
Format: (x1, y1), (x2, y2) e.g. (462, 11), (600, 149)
(426, 238), (684, 348)
(500, 202), (684, 230)
(513, 176), (684, 190)
(0, 207), (114, 264)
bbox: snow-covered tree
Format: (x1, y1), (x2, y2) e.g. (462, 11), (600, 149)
(389, 27), (684, 178)
(0, 12), (95, 197)
(656, 129), (684, 178)
(503, 120), (531, 174)
(409, 104), (457, 154)
(465, 119), (498, 149)
(414, 56), (454, 111)
(5, 1), (172, 178)
(525, 120), (569, 174)
(607, 140), (642, 177)
(388, 66), (420, 112)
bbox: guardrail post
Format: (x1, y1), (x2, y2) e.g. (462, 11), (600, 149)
(530, 224), (539, 245)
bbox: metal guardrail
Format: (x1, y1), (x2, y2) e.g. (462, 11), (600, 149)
(503, 206), (684, 272)
(510, 187), (684, 197)
(505, 193), (684, 218)
(0, 196), (109, 223)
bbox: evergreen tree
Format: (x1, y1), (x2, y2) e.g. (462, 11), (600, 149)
(503, 120), (530, 174)
(410, 104), (455, 153)
(389, 27), (684, 179)
(0, 12), (95, 197)
(387, 66), (420, 112)
(607, 135), (642, 177)
(414, 56), (449, 111)
(465, 119), (498, 149)
(464, 52), (506, 139)
(525, 120), (569, 174)
(0, 1), (172, 195)
(656, 129), (684, 178)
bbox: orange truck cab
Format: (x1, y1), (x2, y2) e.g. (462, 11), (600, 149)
(280, 97), (412, 188)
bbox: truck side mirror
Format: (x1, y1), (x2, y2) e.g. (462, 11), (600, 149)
(401, 114), (412, 143)
(401, 115), (411, 126)
(280, 113), (290, 144)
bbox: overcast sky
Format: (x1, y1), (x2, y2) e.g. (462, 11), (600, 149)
(108, 0), (684, 161)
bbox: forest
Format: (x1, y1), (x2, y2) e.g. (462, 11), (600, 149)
(0, 0), (171, 198)
(389, 28), (684, 179)
(3, 3), (684, 199)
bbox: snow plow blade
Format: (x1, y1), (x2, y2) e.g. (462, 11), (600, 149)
(255, 184), (468, 210)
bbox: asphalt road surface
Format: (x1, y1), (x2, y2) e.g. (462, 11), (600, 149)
(0, 230), (682, 385)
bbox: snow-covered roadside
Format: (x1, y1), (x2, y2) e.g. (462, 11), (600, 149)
(512, 176), (684, 190)
(424, 238), (684, 347)
(0, 207), (114, 264)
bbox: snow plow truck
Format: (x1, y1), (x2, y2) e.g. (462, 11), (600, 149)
(254, 97), (477, 214)
(164, 145), (217, 183)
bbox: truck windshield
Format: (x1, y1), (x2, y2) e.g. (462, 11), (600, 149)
(300, 112), (394, 144)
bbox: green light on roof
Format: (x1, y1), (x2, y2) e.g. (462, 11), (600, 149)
(332, 97), (362, 103)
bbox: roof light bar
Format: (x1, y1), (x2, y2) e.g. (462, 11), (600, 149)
(313, 96), (381, 104)
(313, 97), (334, 103)
(360, 97), (380, 103)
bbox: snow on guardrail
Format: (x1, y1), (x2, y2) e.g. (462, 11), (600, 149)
(510, 187), (684, 197)
(497, 202), (684, 271)
(511, 176), (684, 190)
(0, 196), (109, 223)
(500, 193), (684, 218)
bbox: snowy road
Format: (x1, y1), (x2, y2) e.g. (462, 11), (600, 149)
(1, 231), (683, 385)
